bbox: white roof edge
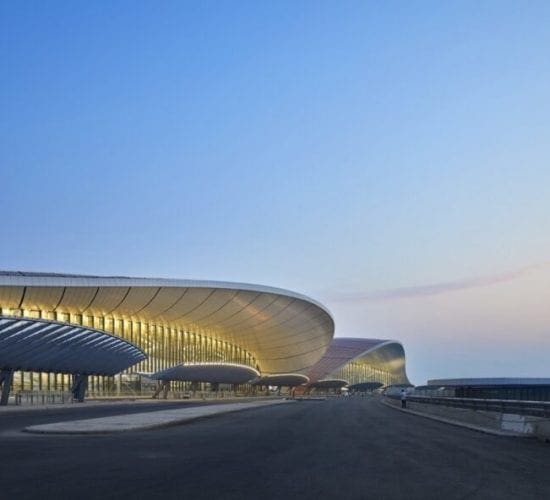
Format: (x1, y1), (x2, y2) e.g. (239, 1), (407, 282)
(0, 271), (333, 320)
(338, 339), (405, 366)
(319, 339), (408, 384)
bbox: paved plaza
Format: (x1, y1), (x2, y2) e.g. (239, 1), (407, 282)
(1, 397), (549, 500)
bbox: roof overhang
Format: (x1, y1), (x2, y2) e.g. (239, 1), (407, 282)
(0, 316), (146, 376)
(348, 382), (383, 391)
(0, 272), (334, 375)
(250, 373), (310, 387)
(309, 378), (348, 389)
(306, 337), (409, 385)
(150, 363), (260, 384)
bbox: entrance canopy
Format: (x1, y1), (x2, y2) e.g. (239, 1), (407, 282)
(348, 382), (383, 391)
(0, 316), (146, 376)
(250, 374), (309, 387)
(309, 379), (348, 389)
(150, 363), (260, 384)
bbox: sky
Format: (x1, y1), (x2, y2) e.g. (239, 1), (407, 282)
(1, 1), (550, 384)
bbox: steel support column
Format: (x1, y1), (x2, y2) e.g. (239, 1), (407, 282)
(71, 374), (89, 403)
(152, 380), (170, 399)
(0, 369), (15, 406)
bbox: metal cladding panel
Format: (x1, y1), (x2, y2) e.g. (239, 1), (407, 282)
(223, 295), (295, 332)
(0, 286), (24, 308)
(114, 287), (161, 316)
(359, 342), (407, 373)
(151, 363), (260, 384)
(21, 286), (65, 311)
(158, 288), (217, 322)
(0, 272), (335, 375)
(178, 289), (241, 323)
(310, 379), (348, 389)
(56, 287), (99, 313)
(242, 299), (302, 333)
(306, 337), (409, 384)
(255, 313), (330, 348)
(136, 287), (188, 318)
(87, 287), (130, 315)
(0, 316), (146, 375)
(212, 293), (280, 330)
(250, 373), (309, 386)
(257, 336), (328, 361)
(195, 290), (260, 328)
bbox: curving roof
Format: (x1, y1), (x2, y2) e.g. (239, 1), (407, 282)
(306, 337), (409, 384)
(0, 316), (146, 375)
(0, 271), (334, 375)
(250, 373), (309, 387)
(309, 378), (348, 389)
(150, 363), (260, 384)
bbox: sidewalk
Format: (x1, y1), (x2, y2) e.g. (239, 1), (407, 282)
(0, 396), (280, 414)
(381, 398), (527, 438)
(24, 399), (294, 434)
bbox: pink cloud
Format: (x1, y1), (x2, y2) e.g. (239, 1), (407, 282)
(329, 261), (550, 303)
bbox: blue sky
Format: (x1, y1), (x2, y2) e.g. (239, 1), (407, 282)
(2, 1), (550, 383)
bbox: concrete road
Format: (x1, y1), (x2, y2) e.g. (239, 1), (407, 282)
(1, 397), (549, 500)
(0, 400), (241, 432)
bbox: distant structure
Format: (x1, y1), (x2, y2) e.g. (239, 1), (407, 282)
(0, 271), (411, 403)
(306, 337), (410, 391)
(423, 378), (550, 402)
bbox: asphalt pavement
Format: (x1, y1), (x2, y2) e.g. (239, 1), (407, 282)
(1, 396), (549, 500)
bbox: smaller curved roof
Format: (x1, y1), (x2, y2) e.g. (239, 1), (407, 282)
(307, 337), (409, 384)
(309, 379), (348, 389)
(250, 374), (309, 387)
(151, 363), (260, 384)
(348, 382), (383, 391)
(0, 316), (146, 375)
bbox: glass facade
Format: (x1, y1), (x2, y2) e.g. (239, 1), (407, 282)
(330, 359), (404, 387)
(0, 306), (257, 396)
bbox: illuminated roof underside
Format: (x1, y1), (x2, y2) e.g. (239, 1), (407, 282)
(150, 363), (260, 384)
(0, 272), (334, 375)
(309, 379), (348, 389)
(0, 316), (146, 375)
(306, 337), (409, 385)
(250, 374), (309, 386)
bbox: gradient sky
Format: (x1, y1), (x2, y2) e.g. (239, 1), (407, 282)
(2, 1), (550, 384)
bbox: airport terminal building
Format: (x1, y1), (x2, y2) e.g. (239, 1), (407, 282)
(306, 337), (410, 390)
(0, 271), (410, 402)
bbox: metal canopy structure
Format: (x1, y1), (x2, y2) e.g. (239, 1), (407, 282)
(150, 363), (260, 384)
(348, 382), (383, 391)
(250, 373), (310, 387)
(309, 379), (348, 389)
(0, 316), (146, 375)
(0, 316), (146, 404)
(0, 271), (334, 375)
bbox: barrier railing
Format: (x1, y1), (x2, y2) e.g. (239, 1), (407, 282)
(14, 391), (74, 406)
(387, 395), (550, 418)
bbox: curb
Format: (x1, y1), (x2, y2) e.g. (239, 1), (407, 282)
(24, 399), (294, 435)
(380, 399), (529, 438)
(0, 396), (279, 415)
